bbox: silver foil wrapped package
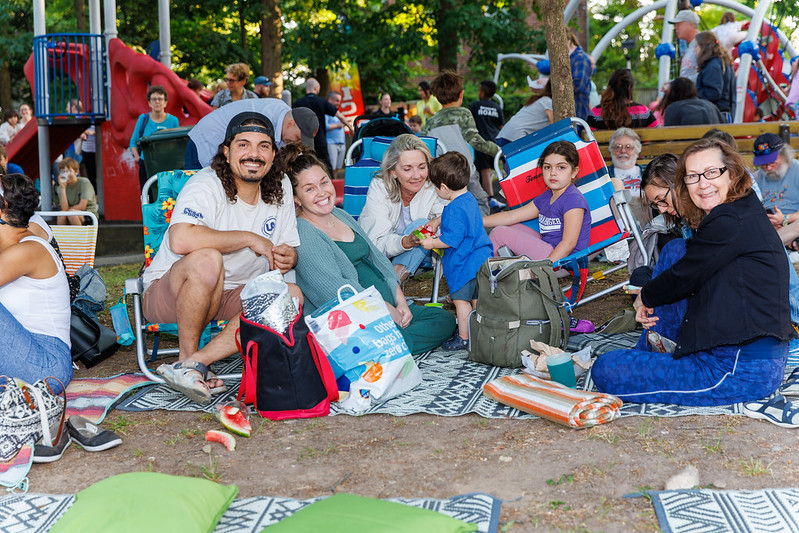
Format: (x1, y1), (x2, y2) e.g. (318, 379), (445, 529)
(240, 270), (298, 333)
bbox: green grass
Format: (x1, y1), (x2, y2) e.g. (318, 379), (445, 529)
(546, 474), (574, 486)
(96, 263), (140, 322)
(106, 415), (134, 435)
(741, 457), (772, 476)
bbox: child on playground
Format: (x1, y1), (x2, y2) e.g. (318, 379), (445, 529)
(420, 152), (493, 351)
(483, 140), (591, 263)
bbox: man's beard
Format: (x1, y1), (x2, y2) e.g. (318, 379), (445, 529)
(611, 153), (636, 170)
(765, 159), (790, 181)
(237, 158), (269, 183)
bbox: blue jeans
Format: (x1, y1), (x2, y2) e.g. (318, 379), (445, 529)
(391, 218), (432, 275)
(592, 239), (788, 406)
(0, 302), (72, 394)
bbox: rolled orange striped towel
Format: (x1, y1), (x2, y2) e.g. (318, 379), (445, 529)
(483, 373), (622, 428)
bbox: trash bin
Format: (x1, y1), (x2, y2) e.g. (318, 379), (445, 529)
(137, 125), (193, 178)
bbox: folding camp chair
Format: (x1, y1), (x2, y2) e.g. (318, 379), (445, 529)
(493, 118), (648, 308)
(124, 170), (236, 382)
(343, 135), (446, 303)
(36, 210), (98, 275)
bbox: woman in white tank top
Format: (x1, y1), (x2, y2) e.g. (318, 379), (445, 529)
(0, 174), (72, 393)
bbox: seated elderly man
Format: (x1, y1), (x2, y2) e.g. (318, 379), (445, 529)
(753, 133), (799, 230)
(146, 111), (301, 404)
(607, 127), (646, 226)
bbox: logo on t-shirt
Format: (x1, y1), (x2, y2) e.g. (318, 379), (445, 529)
(477, 106), (500, 118)
(262, 216), (276, 237)
(538, 214), (561, 235)
(182, 207), (203, 220)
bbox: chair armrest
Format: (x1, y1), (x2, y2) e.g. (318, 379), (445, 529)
(125, 277), (144, 295)
(612, 189), (631, 205)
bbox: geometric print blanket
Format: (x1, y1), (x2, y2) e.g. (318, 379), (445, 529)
(0, 492), (501, 533)
(648, 488), (799, 533)
(115, 340), (746, 419)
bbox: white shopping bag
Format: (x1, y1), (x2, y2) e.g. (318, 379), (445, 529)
(305, 285), (422, 412)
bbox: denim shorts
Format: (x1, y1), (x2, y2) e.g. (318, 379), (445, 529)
(450, 278), (478, 301)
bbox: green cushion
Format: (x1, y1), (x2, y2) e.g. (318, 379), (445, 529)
(262, 493), (476, 532)
(50, 472), (238, 533)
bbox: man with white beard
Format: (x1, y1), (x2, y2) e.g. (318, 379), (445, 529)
(607, 128), (646, 227)
(753, 133), (799, 230)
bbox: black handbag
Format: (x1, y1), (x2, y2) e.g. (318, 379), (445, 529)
(236, 308), (338, 421)
(70, 306), (120, 367)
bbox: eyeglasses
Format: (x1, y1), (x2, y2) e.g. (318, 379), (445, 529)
(683, 166), (727, 185)
(611, 143), (635, 153)
(149, 96), (165, 102)
(650, 190), (671, 209)
(225, 78), (242, 84)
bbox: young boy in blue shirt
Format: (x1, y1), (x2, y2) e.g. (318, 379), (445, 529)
(420, 152), (493, 351)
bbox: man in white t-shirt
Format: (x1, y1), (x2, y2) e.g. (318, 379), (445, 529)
(144, 111), (301, 404)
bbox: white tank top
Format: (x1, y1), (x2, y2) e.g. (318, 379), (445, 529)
(0, 236), (71, 346)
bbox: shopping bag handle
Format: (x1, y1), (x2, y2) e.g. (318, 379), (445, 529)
(337, 284), (357, 303)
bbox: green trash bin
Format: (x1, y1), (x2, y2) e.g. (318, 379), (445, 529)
(137, 125), (194, 179)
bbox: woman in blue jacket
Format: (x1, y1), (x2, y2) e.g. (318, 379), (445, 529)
(695, 31), (735, 120)
(592, 138), (793, 406)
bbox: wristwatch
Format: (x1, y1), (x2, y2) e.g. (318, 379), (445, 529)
(783, 218), (790, 227)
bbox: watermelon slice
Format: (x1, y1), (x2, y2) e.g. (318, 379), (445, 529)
(205, 430), (236, 451)
(216, 404), (252, 437)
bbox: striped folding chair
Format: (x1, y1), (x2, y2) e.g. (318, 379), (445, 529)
(36, 211), (98, 275)
(494, 118), (648, 307)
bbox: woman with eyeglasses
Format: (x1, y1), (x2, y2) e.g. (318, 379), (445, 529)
(210, 63), (258, 109)
(593, 138), (792, 407)
(129, 85), (180, 188)
(0, 173), (72, 393)
(627, 153), (693, 284)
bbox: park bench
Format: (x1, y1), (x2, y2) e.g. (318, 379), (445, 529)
(593, 122), (799, 167)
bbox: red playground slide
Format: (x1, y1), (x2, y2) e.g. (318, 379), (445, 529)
(10, 38), (212, 221)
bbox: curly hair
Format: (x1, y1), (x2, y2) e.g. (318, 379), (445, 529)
(275, 142), (328, 194)
(599, 69), (635, 129)
(226, 63), (250, 82)
(210, 122), (284, 206)
(675, 138), (751, 228)
(0, 174), (38, 227)
(374, 134), (433, 204)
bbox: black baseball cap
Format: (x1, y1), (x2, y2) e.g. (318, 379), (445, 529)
(224, 111), (275, 143)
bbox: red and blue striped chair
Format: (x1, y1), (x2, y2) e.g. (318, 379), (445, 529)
(495, 118), (648, 307)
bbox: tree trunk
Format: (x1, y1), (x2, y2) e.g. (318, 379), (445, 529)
(315, 68), (330, 97)
(436, 0), (458, 72)
(260, 0), (283, 94)
(536, 0), (574, 120)
(75, 0), (87, 32)
(0, 62), (11, 113)
(239, 1), (247, 55)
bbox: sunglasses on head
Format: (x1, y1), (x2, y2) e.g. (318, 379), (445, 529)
(754, 143), (778, 156)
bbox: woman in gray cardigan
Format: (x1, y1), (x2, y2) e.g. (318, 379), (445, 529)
(281, 144), (455, 354)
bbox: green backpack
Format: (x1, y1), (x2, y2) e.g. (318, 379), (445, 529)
(468, 257), (570, 368)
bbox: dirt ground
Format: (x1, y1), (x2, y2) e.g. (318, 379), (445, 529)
(26, 264), (799, 532)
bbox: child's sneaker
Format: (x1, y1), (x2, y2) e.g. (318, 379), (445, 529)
(489, 198), (506, 210)
(441, 333), (469, 351)
(569, 316), (595, 334)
